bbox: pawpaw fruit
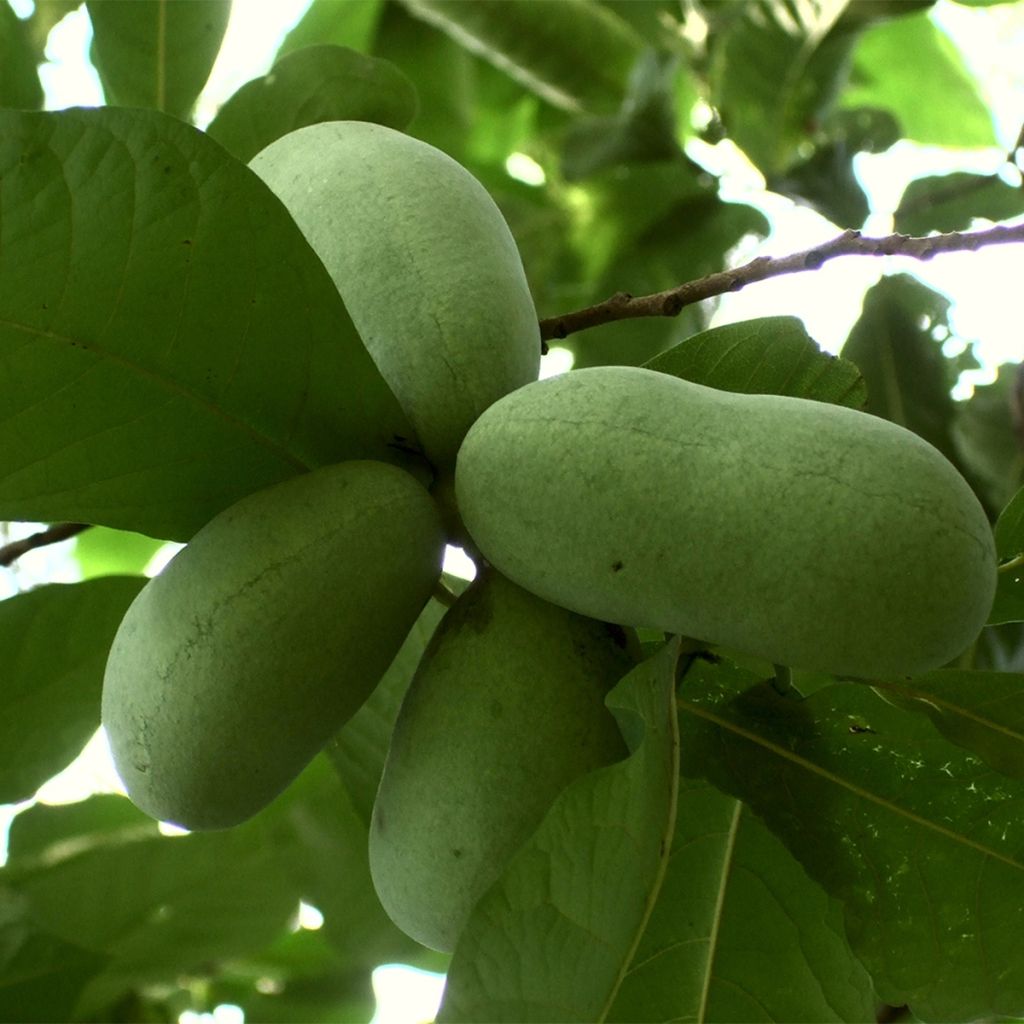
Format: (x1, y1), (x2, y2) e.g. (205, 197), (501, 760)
(102, 461), (444, 830)
(455, 365), (997, 678)
(249, 120), (540, 470)
(369, 569), (630, 951)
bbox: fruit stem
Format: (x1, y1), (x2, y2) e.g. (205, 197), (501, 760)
(771, 663), (794, 697)
(433, 579), (460, 608)
(997, 551), (1024, 574)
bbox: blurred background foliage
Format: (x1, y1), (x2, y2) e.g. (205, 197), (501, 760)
(1, 0), (1024, 1021)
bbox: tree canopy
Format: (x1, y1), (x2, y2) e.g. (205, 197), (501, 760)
(1, 2), (1024, 1022)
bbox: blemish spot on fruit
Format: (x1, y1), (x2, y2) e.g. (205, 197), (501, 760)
(451, 848), (463, 859)
(611, 560), (624, 572)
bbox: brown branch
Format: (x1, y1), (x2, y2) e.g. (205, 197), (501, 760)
(539, 222), (1024, 343)
(0, 522), (90, 568)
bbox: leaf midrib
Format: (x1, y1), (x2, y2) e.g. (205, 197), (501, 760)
(598, 665), (682, 1023)
(874, 679), (1024, 748)
(677, 698), (1024, 873)
(697, 799), (742, 1023)
(155, 0), (167, 112)
(0, 316), (308, 473)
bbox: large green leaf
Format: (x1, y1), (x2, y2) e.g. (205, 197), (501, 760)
(204, 929), (378, 1024)
(326, 590), (460, 825)
(371, 0), (478, 158)
(974, 622), (1024, 673)
(259, 757), (424, 969)
(0, 892), (108, 1023)
(895, 172), (1024, 235)
(86, 0), (230, 119)
(561, 51), (683, 180)
(707, 0), (860, 177)
(277, 0), (386, 57)
(841, 11), (996, 148)
(4, 795), (299, 1013)
(677, 656), (1024, 1020)
(4, 763), (425, 1016)
(989, 484), (1024, 624)
(400, 0), (643, 114)
(440, 639), (681, 1022)
(0, 577), (144, 805)
(645, 316), (867, 407)
(768, 106), (900, 228)
(608, 778), (875, 1022)
(0, 107), (417, 541)
(0, 2), (43, 110)
(6, 793), (160, 863)
(206, 44), (418, 164)
(841, 275), (962, 462)
(872, 669), (1024, 779)
(953, 362), (1024, 517)
(559, 163), (769, 369)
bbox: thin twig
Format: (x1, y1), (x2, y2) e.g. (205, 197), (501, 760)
(0, 522), (90, 567)
(539, 222), (1024, 343)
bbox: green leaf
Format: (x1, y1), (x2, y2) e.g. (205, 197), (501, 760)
(601, 0), (690, 48)
(989, 485), (1024, 624)
(644, 315), (867, 407)
(841, 11), (996, 148)
(72, 526), (168, 578)
(708, 1), (861, 177)
(768, 107), (900, 229)
(5, 797), (298, 993)
(86, 0), (230, 119)
(895, 172), (1024, 235)
(560, 163), (769, 369)
(206, 44), (418, 165)
(561, 50), (682, 180)
(872, 669), (1024, 779)
(0, 892), (108, 1024)
(975, 622), (1024, 673)
(439, 639), (681, 1023)
(0, 107), (417, 541)
(841, 275), (961, 460)
(6, 794), (159, 864)
(277, 0), (386, 57)
(260, 757), (424, 968)
(952, 362), (1024, 516)
(205, 930), (379, 1024)
(677, 656), (1024, 1020)
(400, 0), (643, 114)
(371, 0), (478, 158)
(326, 591), (459, 825)
(0, 2), (43, 110)
(608, 777), (876, 1022)
(0, 577), (144, 804)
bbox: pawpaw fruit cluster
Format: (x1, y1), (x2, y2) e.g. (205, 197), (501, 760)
(102, 119), (997, 958)
(102, 121), (543, 833)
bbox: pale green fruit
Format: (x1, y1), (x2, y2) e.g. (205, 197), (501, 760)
(456, 366), (997, 678)
(369, 569), (630, 952)
(249, 120), (540, 469)
(102, 461), (444, 830)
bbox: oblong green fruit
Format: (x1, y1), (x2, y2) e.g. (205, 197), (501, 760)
(102, 461), (444, 830)
(248, 120), (541, 469)
(369, 569), (630, 952)
(456, 366), (997, 678)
